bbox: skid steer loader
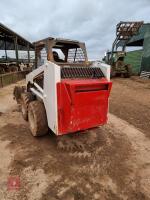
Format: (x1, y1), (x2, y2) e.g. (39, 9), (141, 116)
(14, 37), (112, 136)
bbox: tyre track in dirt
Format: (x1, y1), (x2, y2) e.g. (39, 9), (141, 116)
(0, 110), (150, 199)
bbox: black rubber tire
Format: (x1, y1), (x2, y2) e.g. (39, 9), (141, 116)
(21, 92), (34, 120)
(127, 65), (132, 77)
(13, 86), (26, 103)
(110, 67), (116, 78)
(28, 101), (48, 136)
(123, 65), (132, 78)
(123, 73), (130, 78)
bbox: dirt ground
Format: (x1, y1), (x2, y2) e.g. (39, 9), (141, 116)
(110, 77), (150, 137)
(0, 77), (150, 200)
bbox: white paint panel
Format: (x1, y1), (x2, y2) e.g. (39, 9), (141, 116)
(26, 64), (45, 84)
(43, 62), (60, 134)
(26, 62), (60, 135)
(90, 61), (111, 81)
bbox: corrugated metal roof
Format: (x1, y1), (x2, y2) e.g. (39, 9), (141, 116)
(0, 23), (34, 50)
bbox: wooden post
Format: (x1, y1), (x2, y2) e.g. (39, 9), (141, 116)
(27, 43), (30, 64)
(4, 37), (7, 60)
(14, 36), (19, 65)
(35, 45), (38, 69)
(0, 75), (3, 88)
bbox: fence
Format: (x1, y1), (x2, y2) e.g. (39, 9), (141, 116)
(0, 70), (31, 88)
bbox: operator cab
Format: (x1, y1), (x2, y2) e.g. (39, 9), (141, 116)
(33, 37), (88, 68)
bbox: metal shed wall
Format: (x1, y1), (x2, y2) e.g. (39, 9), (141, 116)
(124, 49), (143, 74)
(127, 24), (150, 73)
(141, 27), (150, 72)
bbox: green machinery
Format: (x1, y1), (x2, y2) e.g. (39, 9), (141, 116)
(104, 21), (143, 77)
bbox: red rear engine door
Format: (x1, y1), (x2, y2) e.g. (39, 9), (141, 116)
(57, 78), (112, 135)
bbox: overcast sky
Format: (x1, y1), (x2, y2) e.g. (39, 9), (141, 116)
(0, 0), (150, 59)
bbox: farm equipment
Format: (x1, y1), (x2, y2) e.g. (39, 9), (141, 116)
(14, 37), (112, 136)
(104, 51), (132, 77)
(104, 21), (143, 77)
